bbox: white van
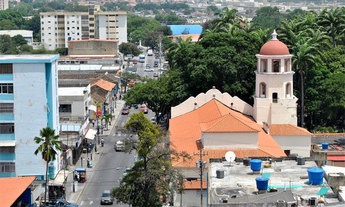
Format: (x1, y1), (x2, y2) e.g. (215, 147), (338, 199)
(114, 140), (125, 151)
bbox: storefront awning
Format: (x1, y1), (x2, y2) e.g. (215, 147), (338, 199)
(89, 105), (97, 112)
(85, 129), (97, 140)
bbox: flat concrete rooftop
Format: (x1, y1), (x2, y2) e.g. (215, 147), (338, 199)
(209, 160), (340, 205)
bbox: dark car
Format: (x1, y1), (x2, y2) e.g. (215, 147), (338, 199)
(139, 104), (148, 114)
(100, 190), (113, 205)
(121, 107), (129, 115)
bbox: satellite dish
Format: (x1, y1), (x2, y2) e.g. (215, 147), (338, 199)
(225, 151), (236, 162)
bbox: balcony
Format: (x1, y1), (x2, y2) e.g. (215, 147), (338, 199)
(0, 74), (13, 81)
(0, 134), (15, 141)
(0, 94), (14, 101)
(0, 153), (15, 160)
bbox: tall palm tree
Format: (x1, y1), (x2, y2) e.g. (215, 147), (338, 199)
(291, 39), (320, 127)
(167, 36), (193, 68)
(317, 8), (345, 47)
(34, 127), (62, 204)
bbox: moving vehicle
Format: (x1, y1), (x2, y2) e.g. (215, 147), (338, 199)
(100, 190), (113, 205)
(133, 60), (137, 64)
(114, 140), (125, 151)
(43, 200), (78, 207)
(148, 49), (153, 56)
(121, 107), (129, 115)
(151, 117), (156, 124)
(154, 60), (159, 67)
(140, 104), (148, 114)
(144, 68), (154, 72)
(153, 73), (158, 77)
(139, 55), (145, 63)
(128, 80), (135, 87)
(146, 64), (151, 69)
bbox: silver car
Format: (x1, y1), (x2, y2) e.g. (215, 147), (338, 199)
(101, 190), (113, 205)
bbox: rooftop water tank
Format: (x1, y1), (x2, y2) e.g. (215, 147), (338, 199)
(308, 168), (324, 185)
(250, 159), (262, 172)
(256, 177), (269, 190)
(297, 156), (305, 165)
(216, 170), (224, 179)
(322, 143), (328, 150)
(243, 157), (251, 166)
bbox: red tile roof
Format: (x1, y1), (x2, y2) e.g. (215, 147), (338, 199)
(269, 124), (312, 136)
(91, 79), (115, 91)
(183, 180), (207, 190)
(170, 99), (286, 167)
(313, 133), (345, 137)
(0, 176), (36, 207)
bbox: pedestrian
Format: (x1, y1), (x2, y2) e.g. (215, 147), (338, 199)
(74, 173), (78, 181)
(92, 119), (95, 127)
(119, 94), (122, 100)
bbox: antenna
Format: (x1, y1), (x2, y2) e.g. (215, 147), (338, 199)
(225, 151), (236, 166)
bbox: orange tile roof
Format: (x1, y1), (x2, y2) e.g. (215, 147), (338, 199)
(313, 133), (345, 137)
(269, 124), (312, 136)
(183, 180), (207, 190)
(170, 99), (285, 167)
(202, 114), (259, 133)
(0, 176), (36, 207)
(91, 79), (115, 91)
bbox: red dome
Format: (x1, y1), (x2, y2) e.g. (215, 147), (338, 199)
(259, 40), (290, 55)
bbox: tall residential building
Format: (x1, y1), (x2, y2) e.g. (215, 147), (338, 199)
(0, 55), (60, 180)
(0, 0), (8, 10)
(40, 6), (127, 50)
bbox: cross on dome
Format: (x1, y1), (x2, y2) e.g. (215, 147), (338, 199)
(272, 29), (278, 40)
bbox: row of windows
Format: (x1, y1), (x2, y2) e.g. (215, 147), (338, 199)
(59, 104), (72, 113)
(0, 162), (15, 173)
(0, 123), (14, 134)
(0, 64), (13, 74)
(0, 83), (13, 94)
(0, 103), (13, 113)
(259, 82), (292, 99)
(260, 59), (291, 73)
(0, 146), (14, 153)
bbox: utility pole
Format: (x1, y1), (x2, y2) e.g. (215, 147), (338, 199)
(194, 142), (208, 207)
(158, 34), (162, 75)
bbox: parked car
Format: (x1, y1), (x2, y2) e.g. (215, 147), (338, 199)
(153, 73), (158, 77)
(133, 60), (137, 64)
(114, 140), (125, 151)
(146, 64), (151, 69)
(144, 68), (154, 72)
(100, 190), (113, 205)
(42, 200), (78, 207)
(121, 107), (129, 115)
(140, 104), (148, 113)
(151, 117), (156, 124)
(128, 80), (135, 87)
(154, 60), (159, 67)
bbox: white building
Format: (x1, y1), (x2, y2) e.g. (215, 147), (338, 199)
(40, 5), (127, 50)
(0, 0), (8, 10)
(0, 55), (60, 180)
(0, 30), (33, 45)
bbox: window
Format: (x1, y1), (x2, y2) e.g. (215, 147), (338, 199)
(0, 162), (15, 173)
(0, 123), (14, 134)
(90, 24), (94, 27)
(59, 104), (72, 113)
(261, 60), (267, 72)
(0, 83), (13, 94)
(0, 146), (14, 153)
(0, 64), (13, 74)
(0, 103), (13, 113)
(286, 83), (291, 98)
(285, 59), (290, 72)
(273, 60), (280, 72)
(272, 92), (278, 103)
(259, 83), (266, 98)
(89, 18), (94, 21)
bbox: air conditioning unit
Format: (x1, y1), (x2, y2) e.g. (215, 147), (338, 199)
(276, 200), (287, 207)
(309, 197), (317, 206)
(219, 198), (228, 203)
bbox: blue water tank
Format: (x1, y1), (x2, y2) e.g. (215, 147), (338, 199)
(322, 143), (329, 150)
(256, 177), (269, 190)
(250, 159), (262, 171)
(308, 168), (324, 185)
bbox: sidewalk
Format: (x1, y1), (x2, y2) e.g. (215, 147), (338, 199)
(63, 99), (126, 204)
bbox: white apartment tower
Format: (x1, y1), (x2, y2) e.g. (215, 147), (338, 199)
(0, 0), (8, 10)
(40, 5), (127, 50)
(253, 31), (298, 125)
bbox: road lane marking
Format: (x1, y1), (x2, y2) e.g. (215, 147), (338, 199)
(89, 201), (93, 205)
(80, 201), (84, 206)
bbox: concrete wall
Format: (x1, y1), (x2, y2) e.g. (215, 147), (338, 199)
(41, 15), (58, 50)
(64, 15), (82, 47)
(174, 189), (207, 207)
(171, 88), (253, 119)
(98, 15), (107, 40)
(116, 14), (127, 44)
(59, 96), (85, 119)
(272, 135), (311, 157)
(68, 41), (118, 55)
(203, 132), (258, 149)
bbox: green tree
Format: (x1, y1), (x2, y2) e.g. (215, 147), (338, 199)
(55, 48), (68, 56)
(111, 112), (185, 207)
(12, 34), (27, 46)
(251, 7), (284, 29)
(119, 42), (141, 56)
(34, 127), (62, 204)
(317, 8), (345, 47)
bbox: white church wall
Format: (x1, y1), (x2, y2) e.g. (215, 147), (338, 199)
(272, 135), (311, 157)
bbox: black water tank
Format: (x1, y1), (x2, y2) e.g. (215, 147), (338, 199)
(216, 170), (224, 179)
(243, 158), (251, 166)
(297, 156), (305, 165)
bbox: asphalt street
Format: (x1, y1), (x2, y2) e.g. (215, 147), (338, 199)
(133, 51), (164, 79)
(77, 106), (155, 206)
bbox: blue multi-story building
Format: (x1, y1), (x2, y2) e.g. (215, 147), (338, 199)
(0, 55), (60, 180)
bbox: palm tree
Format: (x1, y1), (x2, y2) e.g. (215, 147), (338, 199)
(34, 127), (62, 204)
(167, 36), (193, 68)
(214, 8), (241, 29)
(291, 39), (320, 127)
(317, 8), (345, 47)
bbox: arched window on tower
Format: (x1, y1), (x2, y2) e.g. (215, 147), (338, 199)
(285, 59), (290, 72)
(261, 59), (267, 72)
(286, 83), (291, 98)
(273, 60), (280, 72)
(259, 82), (266, 98)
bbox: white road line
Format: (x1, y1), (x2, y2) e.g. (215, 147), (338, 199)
(89, 201), (93, 205)
(80, 201), (84, 206)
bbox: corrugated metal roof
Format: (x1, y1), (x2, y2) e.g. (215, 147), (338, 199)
(167, 25), (202, 35)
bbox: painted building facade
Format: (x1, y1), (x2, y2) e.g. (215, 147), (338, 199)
(0, 55), (60, 180)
